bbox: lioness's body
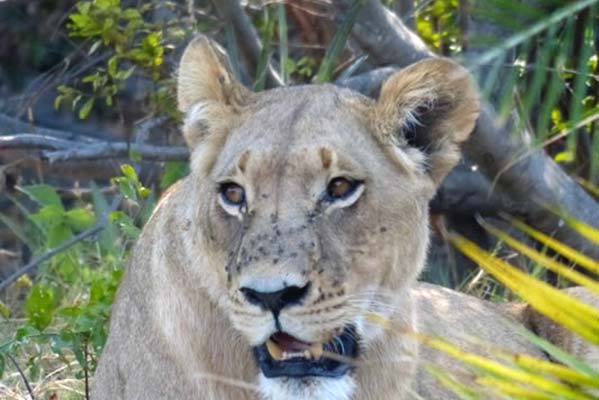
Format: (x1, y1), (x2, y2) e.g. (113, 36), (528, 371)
(93, 36), (598, 400)
(94, 180), (544, 399)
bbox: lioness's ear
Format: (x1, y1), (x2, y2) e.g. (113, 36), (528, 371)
(178, 35), (251, 148)
(372, 58), (480, 184)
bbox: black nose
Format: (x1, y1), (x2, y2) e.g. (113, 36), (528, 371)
(240, 284), (310, 316)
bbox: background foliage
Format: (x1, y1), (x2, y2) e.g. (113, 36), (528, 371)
(0, 0), (598, 399)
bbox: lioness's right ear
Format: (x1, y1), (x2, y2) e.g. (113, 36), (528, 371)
(372, 58), (480, 184)
(178, 35), (251, 148)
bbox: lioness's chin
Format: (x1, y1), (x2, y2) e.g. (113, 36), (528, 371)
(258, 373), (356, 400)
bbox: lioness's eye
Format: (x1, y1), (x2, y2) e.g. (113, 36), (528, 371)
(327, 177), (359, 200)
(220, 182), (245, 205)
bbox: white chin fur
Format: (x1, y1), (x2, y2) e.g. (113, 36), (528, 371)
(258, 373), (356, 400)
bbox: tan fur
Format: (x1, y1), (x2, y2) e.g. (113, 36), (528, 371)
(93, 35), (598, 400)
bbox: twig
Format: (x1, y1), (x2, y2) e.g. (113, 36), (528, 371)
(83, 337), (90, 400)
(0, 195), (122, 292)
(7, 354), (35, 400)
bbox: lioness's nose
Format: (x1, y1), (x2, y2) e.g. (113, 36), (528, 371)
(240, 283), (310, 315)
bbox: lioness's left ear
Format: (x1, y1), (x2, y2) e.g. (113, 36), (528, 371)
(372, 58), (480, 184)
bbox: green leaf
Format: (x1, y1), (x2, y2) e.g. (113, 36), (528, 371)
(54, 95), (64, 110)
(50, 332), (73, 356)
(25, 284), (58, 330)
(112, 177), (136, 200)
(277, 3), (289, 84)
(29, 205), (65, 230)
(88, 39), (102, 55)
(0, 354), (4, 379)
(554, 151), (574, 163)
(114, 66), (135, 80)
(60, 306), (83, 319)
(109, 211), (140, 239)
(108, 55), (119, 77)
(120, 164), (138, 181)
(138, 186), (151, 199)
(20, 184), (63, 209)
(91, 182), (118, 254)
(122, 8), (141, 20)
(128, 148), (142, 162)
(96, 0), (120, 11)
(15, 324), (41, 342)
(0, 301), (10, 319)
(65, 208), (96, 231)
(47, 223), (73, 247)
(160, 161), (189, 189)
(79, 97), (95, 119)
(254, 7), (275, 91)
(314, 0), (364, 83)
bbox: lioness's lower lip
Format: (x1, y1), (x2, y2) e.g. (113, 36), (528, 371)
(254, 325), (359, 378)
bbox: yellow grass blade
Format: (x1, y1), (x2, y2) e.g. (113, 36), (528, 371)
(418, 335), (597, 400)
(365, 314), (598, 400)
(509, 354), (599, 388)
(425, 365), (483, 400)
(507, 217), (599, 275)
(448, 233), (599, 344)
(452, 231), (599, 322)
(576, 177), (599, 198)
(480, 220), (599, 295)
(558, 214), (599, 246)
(475, 376), (555, 400)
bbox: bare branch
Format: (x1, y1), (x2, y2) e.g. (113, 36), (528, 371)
(336, 66), (397, 96)
(331, 0), (599, 259)
(0, 195), (122, 292)
(0, 134), (76, 150)
(0, 134), (189, 162)
(46, 142), (188, 162)
(0, 113), (100, 142)
(431, 162), (520, 217)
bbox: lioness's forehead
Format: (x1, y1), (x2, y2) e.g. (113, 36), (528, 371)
(212, 85), (375, 176)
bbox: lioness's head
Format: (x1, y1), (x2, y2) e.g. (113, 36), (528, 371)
(177, 35), (479, 398)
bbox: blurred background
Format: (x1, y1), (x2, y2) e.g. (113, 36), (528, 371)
(0, 0), (598, 398)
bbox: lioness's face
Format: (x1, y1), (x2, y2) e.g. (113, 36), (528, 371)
(177, 36), (479, 398)
(206, 84), (433, 367)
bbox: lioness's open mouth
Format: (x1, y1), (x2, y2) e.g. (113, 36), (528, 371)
(253, 325), (359, 378)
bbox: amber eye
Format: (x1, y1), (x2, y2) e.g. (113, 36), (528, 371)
(326, 177), (359, 200)
(220, 182), (245, 205)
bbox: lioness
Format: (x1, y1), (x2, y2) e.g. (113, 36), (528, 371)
(93, 35), (598, 400)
